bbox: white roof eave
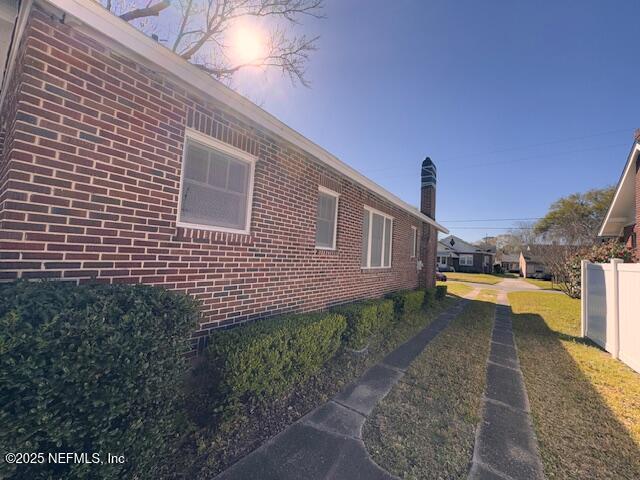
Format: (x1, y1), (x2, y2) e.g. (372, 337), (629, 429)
(598, 142), (639, 237)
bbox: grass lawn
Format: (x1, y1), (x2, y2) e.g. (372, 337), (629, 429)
(364, 292), (496, 479)
(184, 296), (460, 478)
(440, 281), (473, 298)
(508, 291), (640, 479)
(522, 278), (561, 290)
(445, 272), (501, 285)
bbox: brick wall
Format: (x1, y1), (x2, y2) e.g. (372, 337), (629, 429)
(0, 8), (435, 350)
(625, 155), (640, 260)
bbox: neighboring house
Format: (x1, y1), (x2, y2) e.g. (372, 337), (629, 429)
(436, 240), (458, 271)
(0, 1), (448, 351)
(497, 253), (520, 273)
(437, 235), (495, 273)
(598, 138), (639, 260)
(519, 247), (551, 278)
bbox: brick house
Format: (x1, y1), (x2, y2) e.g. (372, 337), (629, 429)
(599, 138), (639, 259)
(0, 0), (447, 350)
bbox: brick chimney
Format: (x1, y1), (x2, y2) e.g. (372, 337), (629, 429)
(419, 157), (437, 288)
(421, 157), (436, 218)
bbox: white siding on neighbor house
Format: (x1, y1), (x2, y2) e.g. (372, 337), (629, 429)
(582, 260), (640, 373)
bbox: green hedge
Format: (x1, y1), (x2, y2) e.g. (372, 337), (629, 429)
(436, 285), (447, 299)
(0, 281), (198, 480)
(377, 299), (395, 327)
(334, 298), (395, 350)
(424, 287), (437, 307)
(193, 311), (346, 419)
(387, 290), (426, 317)
(334, 301), (378, 350)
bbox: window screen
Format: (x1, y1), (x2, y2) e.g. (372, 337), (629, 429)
(383, 217), (392, 266)
(370, 213), (384, 267)
(315, 191), (338, 248)
(361, 208), (393, 268)
(180, 140), (252, 231)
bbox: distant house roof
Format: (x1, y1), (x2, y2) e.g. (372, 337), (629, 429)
(599, 140), (639, 237)
(439, 235), (496, 255)
(520, 245), (557, 264)
(500, 254), (520, 263)
(437, 241), (459, 257)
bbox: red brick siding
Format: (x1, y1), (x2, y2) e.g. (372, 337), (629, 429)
(0, 8), (435, 350)
(623, 155), (640, 260)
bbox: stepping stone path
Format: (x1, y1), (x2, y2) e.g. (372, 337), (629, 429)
(214, 292), (474, 480)
(468, 292), (545, 480)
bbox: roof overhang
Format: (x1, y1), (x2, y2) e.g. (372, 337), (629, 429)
(33, 0), (448, 234)
(598, 142), (639, 237)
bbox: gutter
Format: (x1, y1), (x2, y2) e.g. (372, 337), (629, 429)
(40, 0), (448, 233)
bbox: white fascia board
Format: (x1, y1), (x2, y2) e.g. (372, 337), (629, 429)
(598, 142), (639, 237)
(41, 0), (448, 234)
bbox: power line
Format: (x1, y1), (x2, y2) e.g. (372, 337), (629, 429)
(441, 217), (542, 222)
(362, 127), (634, 174)
(448, 226), (534, 230)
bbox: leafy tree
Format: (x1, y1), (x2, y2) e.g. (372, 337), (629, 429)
(100, 0), (324, 86)
(561, 241), (635, 298)
(534, 186), (615, 245)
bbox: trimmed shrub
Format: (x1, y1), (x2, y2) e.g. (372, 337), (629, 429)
(195, 311), (346, 419)
(387, 290), (426, 317)
(0, 280), (198, 480)
(334, 298), (395, 350)
(334, 301), (379, 350)
(424, 287), (437, 307)
(376, 299), (395, 327)
(436, 285), (447, 300)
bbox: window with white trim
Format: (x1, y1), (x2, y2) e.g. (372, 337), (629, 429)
(315, 187), (339, 249)
(178, 131), (255, 234)
(410, 226), (418, 258)
(459, 254), (473, 266)
(361, 207), (393, 268)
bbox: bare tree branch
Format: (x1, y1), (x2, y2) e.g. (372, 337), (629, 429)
(119, 1), (171, 22)
(103, 0), (324, 87)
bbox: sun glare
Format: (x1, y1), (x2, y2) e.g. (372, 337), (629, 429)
(231, 26), (266, 64)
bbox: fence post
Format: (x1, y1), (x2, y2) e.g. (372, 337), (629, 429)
(610, 258), (623, 360)
(581, 260), (588, 338)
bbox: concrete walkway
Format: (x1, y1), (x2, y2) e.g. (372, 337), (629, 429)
(468, 292), (545, 480)
(449, 277), (561, 294)
(214, 292), (477, 480)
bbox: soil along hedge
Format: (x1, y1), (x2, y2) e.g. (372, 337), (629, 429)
(194, 312), (346, 421)
(387, 290), (426, 316)
(334, 298), (395, 350)
(0, 281), (198, 480)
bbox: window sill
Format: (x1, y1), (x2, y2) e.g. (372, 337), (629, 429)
(176, 220), (250, 235)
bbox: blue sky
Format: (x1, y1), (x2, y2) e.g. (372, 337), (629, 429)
(227, 1), (639, 241)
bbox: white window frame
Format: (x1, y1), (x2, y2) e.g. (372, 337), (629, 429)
(177, 128), (257, 235)
(362, 206), (393, 269)
(410, 226), (417, 258)
(315, 186), (339, 250)
(459, 254), (473, 266)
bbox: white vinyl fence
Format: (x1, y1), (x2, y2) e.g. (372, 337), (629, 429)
(581, 259), (640, 373)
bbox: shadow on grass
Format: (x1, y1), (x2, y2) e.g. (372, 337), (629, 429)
(511, 309), (640, 479)
(364, 294), (497, 480)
